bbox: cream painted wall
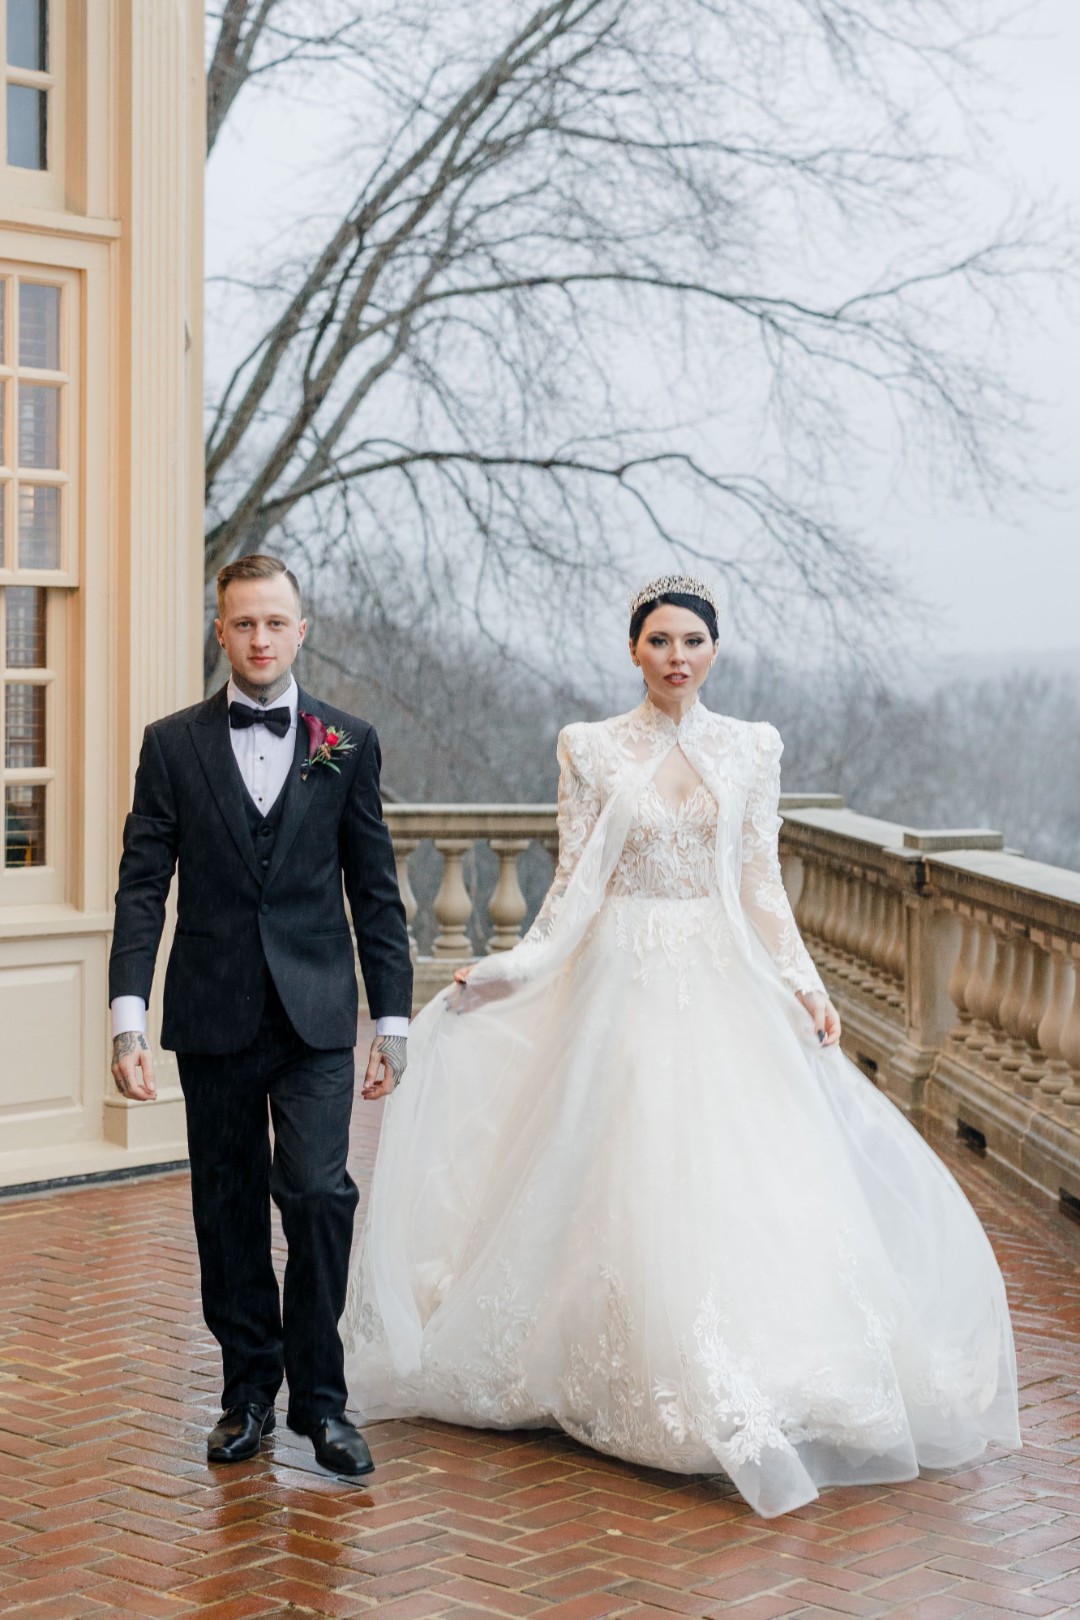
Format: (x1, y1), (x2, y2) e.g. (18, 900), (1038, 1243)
(0, 1), (204, 1189)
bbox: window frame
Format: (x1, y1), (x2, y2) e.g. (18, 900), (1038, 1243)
(0, 249), (78, 906)
(1, 582), (67, 902)
(1, 0), (64, 208)
(0, 260), (78, 586)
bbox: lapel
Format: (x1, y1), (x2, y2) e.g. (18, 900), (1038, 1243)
(262, 687), (328, 892)
(188, 687), (261, 882)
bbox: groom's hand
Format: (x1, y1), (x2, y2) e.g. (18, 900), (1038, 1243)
(362, 1034), (407, 1100)
(111, 1031), (158, 1101)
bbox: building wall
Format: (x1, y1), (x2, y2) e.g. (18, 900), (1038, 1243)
(0, 1), (204, 1188)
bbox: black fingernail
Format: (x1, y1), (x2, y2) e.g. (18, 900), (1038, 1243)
(817, 1029), (825, 1043)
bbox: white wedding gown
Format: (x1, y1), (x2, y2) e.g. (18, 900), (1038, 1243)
(342, 700), (1019, 1517)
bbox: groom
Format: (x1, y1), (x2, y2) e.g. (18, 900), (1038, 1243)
(109, 553), (412, 1475)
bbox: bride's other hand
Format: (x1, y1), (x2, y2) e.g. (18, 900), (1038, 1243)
(797, 990), (842, 1046)
(447, 964), (516, 1013)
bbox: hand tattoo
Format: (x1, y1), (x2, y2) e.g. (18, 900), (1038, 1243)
(375, 1034), (408, 1087)
(113, 1031), (149, 1061)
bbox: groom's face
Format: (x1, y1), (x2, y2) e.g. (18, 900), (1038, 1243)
(216, 577), (307, 691)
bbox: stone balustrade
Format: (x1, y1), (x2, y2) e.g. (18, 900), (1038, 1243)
(384, 805), (557, 1006)
(384, 796), (1080, 1218)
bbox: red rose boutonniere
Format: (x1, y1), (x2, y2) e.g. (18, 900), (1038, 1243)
(299, 711), (357, 780)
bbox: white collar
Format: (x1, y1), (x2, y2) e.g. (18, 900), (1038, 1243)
(226, 674), (298, 717)
(631, 696), (709, 745)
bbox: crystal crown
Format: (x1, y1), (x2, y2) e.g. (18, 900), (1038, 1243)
(628, 573), (719, 617)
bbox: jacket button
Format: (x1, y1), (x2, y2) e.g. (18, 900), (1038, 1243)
(260, 902), (270, 915)
(260, 857), (270, 869)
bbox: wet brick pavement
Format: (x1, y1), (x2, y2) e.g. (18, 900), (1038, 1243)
(2, 1051), (1080, 1619)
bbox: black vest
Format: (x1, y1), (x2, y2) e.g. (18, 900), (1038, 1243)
(242, 773), (289, 883)
(237, 724), (306, 884)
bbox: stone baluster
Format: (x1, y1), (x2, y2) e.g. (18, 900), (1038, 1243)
(947, 914), (978, 1043)
(963, 921), (998, 1054)
(815, 866), (840, 972)
(884, 892), (906, 1008)
(1036, 949), (1075, 1098)
(833, 872), (861, 981)
(998, 935), (1035, 1078)
(392, 837), (420, 959)
(1058, 952), (1080, 1107)
(863, 885), (889, 996)
(855, 882), (880, 993)
(1017, 942), (1053, 1088)
(795, 859), (823, 941)
(981, 931), (1015, 1065)
(487, 838), (531, 952)
(431, 838), (476, 959)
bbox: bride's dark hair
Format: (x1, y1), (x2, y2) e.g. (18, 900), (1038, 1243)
(629, 591), (719, 646)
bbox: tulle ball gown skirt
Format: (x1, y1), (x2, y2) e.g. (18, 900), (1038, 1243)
(343, 897), (1020, 1518)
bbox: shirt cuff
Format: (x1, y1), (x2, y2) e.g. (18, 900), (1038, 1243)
(375, 1016), (410, 1038)
(111, 996), (148, 1039)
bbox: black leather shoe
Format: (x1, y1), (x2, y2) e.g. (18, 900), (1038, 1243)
(207, 1403), (275, 1463)
(304, 1415), (374, 1476)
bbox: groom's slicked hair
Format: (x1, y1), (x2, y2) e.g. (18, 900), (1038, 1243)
(217, 554), (302, 616)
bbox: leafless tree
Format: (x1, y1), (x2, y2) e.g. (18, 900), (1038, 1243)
(204, 0), (1057, 684)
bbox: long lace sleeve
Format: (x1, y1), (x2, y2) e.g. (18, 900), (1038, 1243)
(739, 724), (826, 996)
(522, 727), (602, 946)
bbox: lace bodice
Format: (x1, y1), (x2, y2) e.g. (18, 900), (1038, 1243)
(524, 700), (825, 997)
(609, 780), (721, 899)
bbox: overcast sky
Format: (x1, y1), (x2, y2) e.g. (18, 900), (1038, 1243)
(206, 0), (1079, 675)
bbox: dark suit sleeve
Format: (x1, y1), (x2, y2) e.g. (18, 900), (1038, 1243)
(109, 724), (180, 1003)
(340, 727), (413, 1019)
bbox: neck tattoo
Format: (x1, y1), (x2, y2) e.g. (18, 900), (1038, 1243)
(233, 672), (292, 706)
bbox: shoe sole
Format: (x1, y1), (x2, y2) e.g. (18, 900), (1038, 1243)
(318, 1457), (375, 1478)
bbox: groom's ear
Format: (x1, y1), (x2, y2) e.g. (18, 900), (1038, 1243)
(214, 616), (224, 647)
(297, 617), (307, 646)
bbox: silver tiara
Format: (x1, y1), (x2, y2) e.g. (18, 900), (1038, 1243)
(628, 573), (719, 618)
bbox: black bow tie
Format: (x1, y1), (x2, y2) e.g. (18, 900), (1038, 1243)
(229, 701), (291, 739)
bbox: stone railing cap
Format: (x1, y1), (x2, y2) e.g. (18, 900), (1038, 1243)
(903, 829), (1005, 853)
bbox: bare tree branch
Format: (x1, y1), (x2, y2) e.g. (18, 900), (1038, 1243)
(202, 0), (1065, 686)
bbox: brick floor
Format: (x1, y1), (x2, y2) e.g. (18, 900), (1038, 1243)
(2, 1059), (1080, 1618)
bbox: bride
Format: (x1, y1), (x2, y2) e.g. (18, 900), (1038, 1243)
(341, 574), (1019, 1518)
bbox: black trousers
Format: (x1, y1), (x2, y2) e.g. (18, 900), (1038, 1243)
(177, 983), (358, 1428)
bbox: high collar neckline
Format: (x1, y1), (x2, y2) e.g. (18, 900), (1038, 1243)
(635, 696), (706, 739)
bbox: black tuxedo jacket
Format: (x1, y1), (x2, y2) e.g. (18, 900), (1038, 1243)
(109, 685), (412, 1053)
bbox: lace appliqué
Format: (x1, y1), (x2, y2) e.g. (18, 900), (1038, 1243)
(612, 899), (734, 1009)
(341, 1282), (387, 1351)
(425, 1261), (539, 1425)
(740, 725), (826, 997)
(519, 705), (825, 1002)
(558, 1266), (655, 1456)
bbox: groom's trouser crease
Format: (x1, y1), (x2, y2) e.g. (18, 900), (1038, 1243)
(177, 981), (357, 1428)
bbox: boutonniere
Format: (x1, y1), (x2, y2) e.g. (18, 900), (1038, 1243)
(299, 711), (356, 780)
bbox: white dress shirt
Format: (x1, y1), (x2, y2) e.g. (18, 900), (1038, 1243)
(110, 675), (408, 1041)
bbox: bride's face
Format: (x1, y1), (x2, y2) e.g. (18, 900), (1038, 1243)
(631, 604), (717, 702)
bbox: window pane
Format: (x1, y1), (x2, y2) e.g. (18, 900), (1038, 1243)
(5, 680), (45, 767)
(18, 382), (59, 467)
(7, 84), (46, 170)
(19, 284), (59, 370)
(6, 0), (48, 72)
(17, 483), (59, 567)
(5, 783), (45, 866)
(5, 586), (45, 667)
